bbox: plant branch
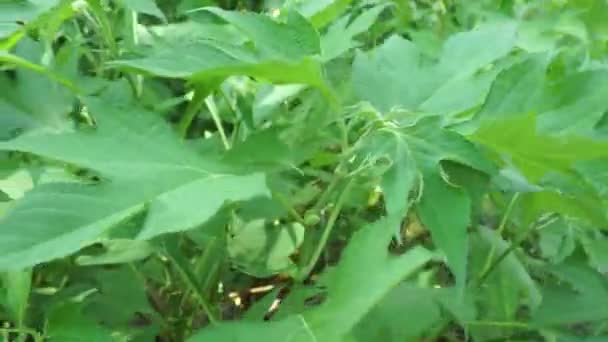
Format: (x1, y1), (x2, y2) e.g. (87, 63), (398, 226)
(297, 178), (354, 281)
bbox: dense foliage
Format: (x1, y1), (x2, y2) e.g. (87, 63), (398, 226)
(1, 0), (608, 341)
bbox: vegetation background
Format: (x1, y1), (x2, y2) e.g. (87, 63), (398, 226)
(1, 0), (608, 341)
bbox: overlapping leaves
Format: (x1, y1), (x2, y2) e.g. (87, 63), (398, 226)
(0, 91), (268, 269)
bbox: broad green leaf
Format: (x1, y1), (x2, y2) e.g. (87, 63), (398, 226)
(475, 55), (548, 121)
(475, 54), (608, 135)
(110, 8), (330, 96)
(84, 267), (160, 337)
(0, 95), (268, 269)
(357, 116), (495, 287)
(0, 39), (74, 138)
(575, 159), (608, 199)
(0, 0), (60, 38)
(582, 237), (608, 273)
(472, 115), (608, 182)
(122, 0), (165, 19)
(190, 217), (432, 341)
(532, 258), (608, 326)
(0, 269), (31, 326)
(303, 218), (432, 339)
(321, 4), (387, 62)
(470, 227), (541, 327)
(189, 315), (317, 342)
(417, 173), (471, 291)
(352, 283), (443, 341)
(353, 22), (517, 114)
(46, 302), (113, 342)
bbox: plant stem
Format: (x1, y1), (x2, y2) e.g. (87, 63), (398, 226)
(464, 321), (530, 329)
(205, 95), (231, 150)
(297, 178), (354, 281)
(273, 191), (306, 226)
(178, 88), (206, 139)
(476, 222), (538, 287)
(162, 237), (219, 325)
(477, 193), (520, 284)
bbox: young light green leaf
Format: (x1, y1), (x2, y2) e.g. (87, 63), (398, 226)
(472, 115), (608, 182)
(0, 96), (268, 269)
(296, 0), (352, 29)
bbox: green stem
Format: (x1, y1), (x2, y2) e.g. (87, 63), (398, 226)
(273, 191), (306, 226)
(85, 0), (118, 58)
(297, 178), (354, 281)
(312, 162), (347, 213)
(476, 222), (537, 287)
(178, 88), (206, 139)
(464, 320), (530, 329)
(162, 237), (219, 325)
(477, 193), (520, 283)
(205, 95), (231, 150)
(0, 52), (79, 93)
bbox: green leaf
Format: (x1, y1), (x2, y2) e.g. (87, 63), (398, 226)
(189, 217), (432, 341)
(84, 266), (160, 336)
(122, 0), (165, 19)
(352, 283), (443, 341)
(357, 116), (495, 287)
(581, 236), (608, 273)
(474, 54), (608, 136)
(227, 218), (305, 277)
(471, 227), (541, 323)
(575, 159), (608, 199)
(75, 239), (154, 266)
(321, 4), (387, 62)
(0, 38), (74, 139)
(532, 258), (608, 326)
(417, 173), (471, 291)
(46, 302), (113, 342)
(110, 8), (330, 96)
(302, 218), (432, 339)
(353, 22), (517, 114)
(472, 114), (608, 182)
(0, 0), (60, 38)
(296, 0), (352, 29)
(475, 55), (548, 121)
(538, 218), (576, 263)
(189, 315), (317, 342)
(0, 95), (268, 269)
